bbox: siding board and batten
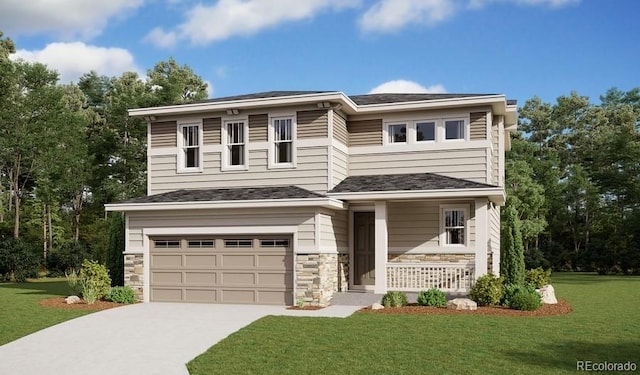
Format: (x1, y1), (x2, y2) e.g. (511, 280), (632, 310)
(249, 114), (268, 142)
(297, 110), (328, 139)
(348, 119), (383, 146)
(203, 117), (221, 144)
(150, 121), (177, 148)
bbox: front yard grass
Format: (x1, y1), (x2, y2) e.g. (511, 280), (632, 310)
(0, 278), (95, 346)
(188, 273), (640, 375)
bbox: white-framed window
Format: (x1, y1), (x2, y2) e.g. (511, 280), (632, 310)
(388, 123), (407, 144)
(445, 119), (466, 140)
(416, 121), (436, 142)
(177, 122), (203, 172)
(222, 120), (248, 170)
(269, 116), (295, 168)
(440, 205), (469, 246)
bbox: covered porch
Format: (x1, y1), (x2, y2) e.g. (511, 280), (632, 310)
(327, 173), (505, 295)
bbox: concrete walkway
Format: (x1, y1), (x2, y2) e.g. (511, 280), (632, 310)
(0, 303), (362, 375)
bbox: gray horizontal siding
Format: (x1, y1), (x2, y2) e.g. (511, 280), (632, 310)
(297, 110), (328, 139)
(249, 114), (268, 142)
(348, 119), (382, 146)
(333, 112), (348, 145)
(203, 117), (221, 145)
(470, 112), (487, 140)
(150, 121), (176, 148)
(332, 147), (348, 188)
(319, 211), (348, 252)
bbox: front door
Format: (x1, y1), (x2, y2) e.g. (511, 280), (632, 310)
(354, 212), (375, 286)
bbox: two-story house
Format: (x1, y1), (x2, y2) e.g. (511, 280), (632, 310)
(105, 91), (517, 306)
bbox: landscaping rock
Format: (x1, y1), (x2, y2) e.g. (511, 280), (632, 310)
(447, 298), (477, 310)
(65, 295), (81, 304)
(371, 303), (384, 310)
(536, 284), (558, 304)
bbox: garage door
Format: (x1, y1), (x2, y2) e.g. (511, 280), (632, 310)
(150, 236), (293, 305)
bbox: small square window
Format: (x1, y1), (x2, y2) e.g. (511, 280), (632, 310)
(155, 240), (180, 248)
(260, 239), (289, 247)
(388, 124), (407, 143)
(417, 122), (436, 142)
(188, 240), (215, 248)
(224, 239), (253, 248)
(445, 120), (465, 140)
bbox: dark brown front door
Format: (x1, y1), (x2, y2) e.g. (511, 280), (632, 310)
(354, 212), (375, 286)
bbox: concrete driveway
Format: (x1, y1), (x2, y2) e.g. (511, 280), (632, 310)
(0, 303), (361, 375)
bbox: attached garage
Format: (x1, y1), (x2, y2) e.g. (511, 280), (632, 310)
(150, 236), (293, 305)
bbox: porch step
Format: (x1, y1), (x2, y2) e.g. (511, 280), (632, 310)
(330, 292), (384, 306)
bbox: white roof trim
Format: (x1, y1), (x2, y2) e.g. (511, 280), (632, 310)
(327, 188), (505, 205)
(105, 197), (346, 212)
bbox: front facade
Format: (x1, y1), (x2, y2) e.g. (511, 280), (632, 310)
(106, 91), (517, 306)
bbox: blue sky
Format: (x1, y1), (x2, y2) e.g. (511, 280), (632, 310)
(1, 0), (638, 105)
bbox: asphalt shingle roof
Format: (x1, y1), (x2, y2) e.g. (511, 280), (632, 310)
(118, 186), (325, 204)
(195, 91), (336, 104)
(329, 173), (498, 194)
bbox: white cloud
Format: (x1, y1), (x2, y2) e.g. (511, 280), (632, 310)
(144, 27), (179, 49)
(0, 0), (144, 39)
(359, 0), (456, 33)
(469, 0), (579, 8)
(146, 0), (361, 47)
(12, 42), (139, 83)
(369, 80), (447, 94)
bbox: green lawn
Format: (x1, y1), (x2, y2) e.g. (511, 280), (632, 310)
(188, 273), (640, 375)
(0, 278), (98, 346)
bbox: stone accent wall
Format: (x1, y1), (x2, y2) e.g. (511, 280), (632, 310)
(487, 253), (493, 274)
(295, 253), (339, 306)
(124, 254), (144, 301)
(388, 253), (475, 264)
(338, 253), (349, 292)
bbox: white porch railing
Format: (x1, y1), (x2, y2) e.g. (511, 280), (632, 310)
(386, 263), (475, 293)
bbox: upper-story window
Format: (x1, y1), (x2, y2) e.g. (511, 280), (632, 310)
(388, 123), (407, 143)
(178, 122), (202, 172)
(274, 117), (293, 163)
(223, 120), (248, 170)
(445, 119), (465, 140)
(416, 121), (436, 142)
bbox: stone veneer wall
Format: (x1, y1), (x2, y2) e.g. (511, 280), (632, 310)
(388, 253), (475, 263)
(295, 253), (340, 306)
(338, 253), (349, 292)
(124, 254), (144, 301)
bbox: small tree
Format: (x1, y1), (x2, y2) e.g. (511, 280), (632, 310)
(501, 201), (525, 285)
(107, 213), (125, 286)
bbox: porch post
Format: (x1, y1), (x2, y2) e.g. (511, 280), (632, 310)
(474, 198), (489, 278)
(374, 201), (388, 294)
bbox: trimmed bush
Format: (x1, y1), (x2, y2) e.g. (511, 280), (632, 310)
(381, 291), (408, 307)
(500, 202), (525, 285)
(507, 287), (542, 311)
(67, 260), (111, 304)
(502, 283), (537, 307)
(0, 238), (40, 282)
(469, 274), (504, 306)
(109, 286), (137, 304)
(526, 267), (551, 288)
(417, 288), (447, 307)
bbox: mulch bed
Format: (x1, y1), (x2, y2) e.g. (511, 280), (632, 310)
(39, 297), (128, 311)
(358, 299), (573, 317)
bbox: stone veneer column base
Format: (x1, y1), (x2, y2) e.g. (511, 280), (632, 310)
(295, 253), (339, 307)
(124, 254), (144, 301)
(338, 253), (349, 292)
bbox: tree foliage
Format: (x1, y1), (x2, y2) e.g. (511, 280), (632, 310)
(500, 201), (526, 285)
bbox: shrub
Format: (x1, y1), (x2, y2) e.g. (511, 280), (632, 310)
(502, 283), (537, 307)
(469, 274), (504, 306)
(108, 286), (137, 304)
(500, 202), (525, 285)
(0, 238), (40, 282)
(417, 288), (447, 307)
(47, 241), (91, 276)
(525, 267), (551, 288)
(381, 291), (408, 307)
(507, 287), (542, 311)
(67, 260), (111, 304)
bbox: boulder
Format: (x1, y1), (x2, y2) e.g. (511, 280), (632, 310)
(536, 284), (558, 304)
(65, 295), (81, 304)
(371, 302), (384, 310)
(447, 298), (477, 310)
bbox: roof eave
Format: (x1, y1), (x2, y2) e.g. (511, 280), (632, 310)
(355, 95), (509, 114)
(327, 188), (505, 205)
(105, 197), (347, 212)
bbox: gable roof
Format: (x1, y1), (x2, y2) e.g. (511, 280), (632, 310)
(105, 186), (345, 212)
(327, 173), (505, 204)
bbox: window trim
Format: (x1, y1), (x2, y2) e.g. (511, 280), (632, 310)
(443, 117), (468, 142)
(268, 114), (296, 169)
(416, 120), (437, 143)
(177, 121), (203, 173)
(383, 115), (470, 145)
(439, 204), (470, 247)
(221, 118), (249, 171)
(384, 122), (408, 145)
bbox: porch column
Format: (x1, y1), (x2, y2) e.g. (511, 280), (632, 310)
(474, 198), (489, 278)
(374, 201), (388, 294)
